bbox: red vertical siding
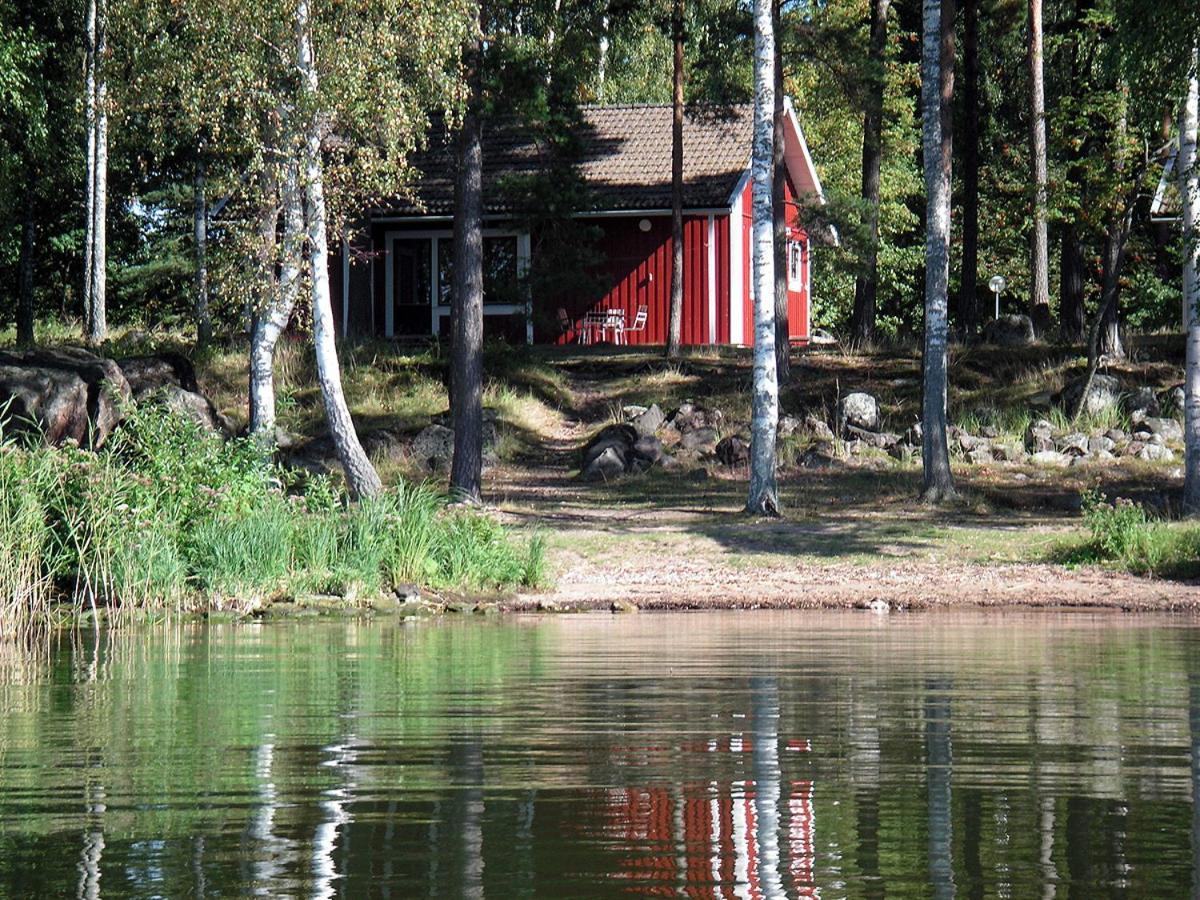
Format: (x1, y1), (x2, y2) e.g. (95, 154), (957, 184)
(715, 214), (730, 343)
(548, 214), (723, 346)
(736, 172), (812, 346)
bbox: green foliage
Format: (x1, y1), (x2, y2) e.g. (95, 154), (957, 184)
(0, 405), (545, 629)
(1059, 491), (1200, 579)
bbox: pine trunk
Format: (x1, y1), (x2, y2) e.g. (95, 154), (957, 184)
(746, 0), (780, 517)
(1059, 224), (1087, 343)
(88, 0), (108, 344)
(450, 48), (485, 505)
(959, 0), (979, 333)
(193, 148), (213, 346)
(772, 0), (790, 383)
(920, 0), (956, 502)
(1027, 0), (1050, 335)
(296, 0), (382, 499)
(17, 182), (35, 347)
(666, 0), (685, 359)
(249, 163), (301, 444)
(1183, 51), (1200, 515)
(851, 0), (890, 346)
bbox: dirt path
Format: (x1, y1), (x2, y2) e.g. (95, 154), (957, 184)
(484, 362), (1200, 612)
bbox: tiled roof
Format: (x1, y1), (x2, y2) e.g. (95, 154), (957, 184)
(380, 104), (753, 216)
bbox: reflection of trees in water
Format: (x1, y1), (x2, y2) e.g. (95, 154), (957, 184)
(926, 676), (954, 900)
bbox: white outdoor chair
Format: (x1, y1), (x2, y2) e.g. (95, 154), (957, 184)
(622, 305), (649, 342)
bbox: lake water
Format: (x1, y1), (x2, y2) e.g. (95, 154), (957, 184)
(1, 610), (1198, 898)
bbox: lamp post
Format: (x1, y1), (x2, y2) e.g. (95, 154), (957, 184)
(988, 274), (1007, 320)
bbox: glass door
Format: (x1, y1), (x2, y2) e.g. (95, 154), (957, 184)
(389, 238), (432, 336)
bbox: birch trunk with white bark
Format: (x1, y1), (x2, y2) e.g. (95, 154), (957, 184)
(249, 161), (302, 444)
(295, 0), (382, 499)
(920, 0), (955, 502)
(90, 0), (108, 344)
(746, 0), (780, 517)
(193, 146), (212, 346)
(1028, 0), (1050, 335)
(83, 0), (96, 336)
(666, 0), (685, 359)
(1182, 51), (1200, 514)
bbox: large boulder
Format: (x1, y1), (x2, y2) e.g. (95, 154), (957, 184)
(630, 403), (665, 437)
(715, 435), (750, 467)
(838, 392), (880, 433)
(116, 353), (232, 435)
(679, 426), (719, 452)
(982, 314), (1035, 347)
(1143, 416), (1183, 443)
(410, 424), (456, 472)
(0, 348), (131, 448)
(579, 424), (668, 480)
(1056, 374), (1122, 418)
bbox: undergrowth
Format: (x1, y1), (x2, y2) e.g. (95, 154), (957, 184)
(1056, 491), (1200, 579)
(0, 403), (545, 631)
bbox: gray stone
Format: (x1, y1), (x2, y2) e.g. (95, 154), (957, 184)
(581, 423), (637, 471)
(581, 446), (626, 481)
(799, 443), (837, 469)
(1137, 443), (1176, 462)
(838, 392), (881, 433)
(410, 424), (456, 472)
(361, 427), (409, 465)
(982, 314), (1035, 347)
(0, 347), (132, 448)
(1104, 428), (1128, 444)
(622, 404), (649, 419)
(117, 352), (200, 394)
(715, 435), (750, 467)
(1143, 416), (1183, 443)
(148, 384), (231, 435)
(979, 425), (1000, 439)
(1122, 386), (1159, 419)
(679, 426), (719, 452)
(846, 424), (899, 450)
(777, 414), (801, 438)
(1024, 419), (1056, 453)
(629, 435), (665, 472)
(991, 442), (1023, 462)
(966, 447), (994, 465)
(810, 328), (838, 346)
(1161, 385), (1186, 416)
(393, 583), (422, 604)
(1056, 431), (1090, 457)
(1056, 373), (1123, 417)
(630, 403), (664, 437)
(805, 414), (835, 442)
(1088, 434), (1116, 455)
(1030, 449), (1070, 467)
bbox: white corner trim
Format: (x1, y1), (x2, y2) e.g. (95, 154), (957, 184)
(729, 192), (745, 345)
(783, 95), (827, 205)
(706, 215), (717, 344)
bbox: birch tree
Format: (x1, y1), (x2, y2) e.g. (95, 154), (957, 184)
(746, 0), (779, 517)
(1183, 50), (1199, 514)
(192, 140), (212, 346)
(1027, 0), (1049, 335)
(83, 0), (108, 344)
(919, 0), (955, 502)
(666, 0), (685, 359)
(295, 0), (382, 499)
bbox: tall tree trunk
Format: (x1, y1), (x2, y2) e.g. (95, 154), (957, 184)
(959, 0), (979, 334)
(851, 0), (890, 346)
(666, 0), (685, 358)
(1098, 224), (1125, 359)
(296, 0), (382, 499)
(450, 32), (485, 505)
(1181, 52), (1199, 514)
(747, 0), (780, 517)
(83, 0), (96, 338)
(17, 181), (36, 347)
(1059, 223), (1087, 342)
(84, 0), (108, 344)
(90, 0), (108, 343)
(920, 0), (956, 502)
(772, 0), (790, 383)
(193, 145), (213, 346)
(248, 163), (300, 444)
(1027, 0), (1050, 335)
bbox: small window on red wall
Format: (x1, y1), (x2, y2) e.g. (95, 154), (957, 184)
(787, 240), (804, 290)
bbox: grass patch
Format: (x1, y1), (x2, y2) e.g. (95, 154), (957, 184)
(0, 403), (546, 631)
(1055, 491), (1200, 579)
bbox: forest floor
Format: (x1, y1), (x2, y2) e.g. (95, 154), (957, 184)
(189, 332), (1200, 611)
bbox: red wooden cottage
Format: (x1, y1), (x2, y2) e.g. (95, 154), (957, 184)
(331, 100), (826, 346)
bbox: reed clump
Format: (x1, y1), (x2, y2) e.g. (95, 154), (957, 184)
(0, 403), (545, 630)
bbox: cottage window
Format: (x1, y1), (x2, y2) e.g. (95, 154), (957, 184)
(787, 240), (804, 291)
(437, 235), (520, 306)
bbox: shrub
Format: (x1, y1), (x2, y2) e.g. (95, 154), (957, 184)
(0, 405), (548, 629)
(1062, 491), (1200, 579)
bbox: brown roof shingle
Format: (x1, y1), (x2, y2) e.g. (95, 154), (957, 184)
(381, 104), (753, 216)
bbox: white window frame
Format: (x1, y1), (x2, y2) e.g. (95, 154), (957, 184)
(787, 239), (804, 292)
(383, 228), (531, 341)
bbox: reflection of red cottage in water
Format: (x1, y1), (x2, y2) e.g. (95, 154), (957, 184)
(601, 733), (818, 898)
(332, 102), (827, 347)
